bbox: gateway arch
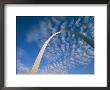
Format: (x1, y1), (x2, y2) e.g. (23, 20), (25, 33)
(31, 30), (94, 74)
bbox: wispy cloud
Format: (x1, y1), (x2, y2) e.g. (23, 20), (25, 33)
(17, 59), (31, 74)
(39, 61), (69, 74)
(24, 16), (94, 74)
(17, 48), (31, 74)
(26, 20), (53, 48)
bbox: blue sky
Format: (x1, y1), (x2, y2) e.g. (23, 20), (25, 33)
(16, 16), (94, 74)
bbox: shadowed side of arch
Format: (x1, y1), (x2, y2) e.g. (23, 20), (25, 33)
(31, 30), (94, 74)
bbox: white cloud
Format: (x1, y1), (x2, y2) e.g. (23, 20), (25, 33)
(25, 16), (94, 74)
(17, 59), (31, 74)
(39, 62), (68, 74)
(26, 20), (53, 48)
(75, 17), (81, 26)
(26, 27), (41, 43)
(17, 48), (31, 74)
